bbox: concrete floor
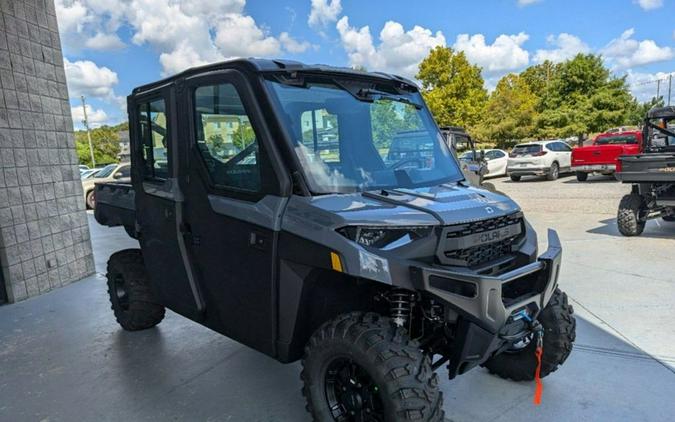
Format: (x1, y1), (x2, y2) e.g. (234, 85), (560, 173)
(1, 175), (675, 421)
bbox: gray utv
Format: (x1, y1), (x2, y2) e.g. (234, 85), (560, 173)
(94, 59), (575, 421)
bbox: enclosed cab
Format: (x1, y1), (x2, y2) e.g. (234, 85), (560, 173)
(571, 130), (642, 181)
(94, 59), (575, 421)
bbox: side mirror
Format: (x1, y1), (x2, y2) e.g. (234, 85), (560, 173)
(113, 172), (122, 179)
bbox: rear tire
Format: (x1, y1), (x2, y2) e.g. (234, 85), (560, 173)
(662, 215), (675, 222)
(617, 194), (646, 237)
(575, 172), (588, 182)
(86, 190), (96, 209)
(106, 249), (165, 331)
(546, 162), (560, 181)
(302, 312), (444, 422)
(510, 175), (521, 182)
(483, 289), (576, 381)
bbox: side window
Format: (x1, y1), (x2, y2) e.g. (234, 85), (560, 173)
(300, 108), (339, 163)
(117, 165), (131, 178)
(194, 83), (260, 192)
(559, 142), (572, 152)
(546, 143), (558, 152)
(137, 99), (169, 180)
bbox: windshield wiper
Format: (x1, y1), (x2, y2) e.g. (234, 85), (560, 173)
(355, 88), (423, 109)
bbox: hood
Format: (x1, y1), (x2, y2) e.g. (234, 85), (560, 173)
(306, 184), (520, 227)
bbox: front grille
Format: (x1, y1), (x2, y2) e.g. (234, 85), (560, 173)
(445, 238), (515, 267)
(438, 213), (524, 267)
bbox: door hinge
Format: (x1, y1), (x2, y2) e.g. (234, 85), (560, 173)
(249, 232), (267, 250)
(180, 222), (201, 246)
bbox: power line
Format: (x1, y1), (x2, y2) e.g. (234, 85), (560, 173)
(628, 72), (675, 87)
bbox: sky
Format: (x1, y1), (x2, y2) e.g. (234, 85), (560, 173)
(55, 0), (675, 129)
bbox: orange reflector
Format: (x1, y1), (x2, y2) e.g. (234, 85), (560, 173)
(330, 252), (343, 272)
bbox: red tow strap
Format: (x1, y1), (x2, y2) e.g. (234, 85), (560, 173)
(533, 329), (544, 405)
(533, 345), (543, 405)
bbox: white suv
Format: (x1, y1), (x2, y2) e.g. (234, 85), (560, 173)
(507, 140), (572, 181)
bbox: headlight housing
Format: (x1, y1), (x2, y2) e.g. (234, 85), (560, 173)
(337, 226), (433, 249)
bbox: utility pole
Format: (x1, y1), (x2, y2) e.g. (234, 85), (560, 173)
(81, 95), (96, 168)
(668, 74), (672, 106)
(656, 79), (661, 102)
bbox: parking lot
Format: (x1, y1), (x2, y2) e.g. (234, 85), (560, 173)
(1, 174), (674, 421)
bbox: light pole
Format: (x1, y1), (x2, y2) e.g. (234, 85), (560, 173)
(81, 95), (96, 168)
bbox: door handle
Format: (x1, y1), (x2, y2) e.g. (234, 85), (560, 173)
(180, 223), (201, 246)
(249, 231), (267, 250)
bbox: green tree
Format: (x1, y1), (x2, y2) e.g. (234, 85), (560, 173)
(479, 73), (538, 148)
(520, 60), (559, 110)
(75, 123), (126, 167)
(416, 46), (487, 130)
(371, 100), (421, 148)
(232, 121), (256, 150)
(535, 54), (635, 145)
(626, 96), (665, 126)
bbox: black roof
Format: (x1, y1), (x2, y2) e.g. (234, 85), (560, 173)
(132, 58), (418, 96)
(647, 106), (675, 119)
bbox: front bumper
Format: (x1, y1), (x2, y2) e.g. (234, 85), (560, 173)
(410, 229), (562, 377)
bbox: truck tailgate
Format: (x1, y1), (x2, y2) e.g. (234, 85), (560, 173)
(572, 145), (624, 166)
(617, 153), (675, 183)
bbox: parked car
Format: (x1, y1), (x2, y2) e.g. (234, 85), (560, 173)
(78, 164), (89, 174)
(82, 163), (131, 209)
(440, 126), (488, 186)
(571, 130), (642, 181)
(507, 140), (572, 181)
(616, 106), (675, 236)
(93, 59), (575, 421)
(461, 149), (508, 178)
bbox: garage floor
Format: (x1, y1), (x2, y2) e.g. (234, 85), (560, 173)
(1, 175), (674, 421)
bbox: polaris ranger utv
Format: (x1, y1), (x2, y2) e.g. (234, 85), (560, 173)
(95, 59), (575, 421)
(616, 106), (675, 236)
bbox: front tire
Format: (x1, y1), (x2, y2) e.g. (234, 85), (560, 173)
(106, 249), (165, 331)
(617, 193), (646, 236)
(546, 162), (560, 181)
(510, 174), (521, 182)
(302, 312), (443, 422)
(483, 289), (576, 381)
(575, 172), (588, 182)
(662, 215), (675, 222)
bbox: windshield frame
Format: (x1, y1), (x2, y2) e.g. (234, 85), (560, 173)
(262, 73), (464, 195)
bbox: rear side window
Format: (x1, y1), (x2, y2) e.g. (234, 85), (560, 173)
(512, 144), (541, 155)
(194, 83), (260, 192)
(138, 99), (169, 180)
(595, 135), (638, 145)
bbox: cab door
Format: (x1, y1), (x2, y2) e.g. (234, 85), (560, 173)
(179, 70), (289, 356)
(131, 90), (204, 320)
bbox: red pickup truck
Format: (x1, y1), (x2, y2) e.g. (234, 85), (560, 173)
(571, 130), (643, 181)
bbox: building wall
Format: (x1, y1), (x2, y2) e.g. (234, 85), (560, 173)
(0, 0), (94, 303)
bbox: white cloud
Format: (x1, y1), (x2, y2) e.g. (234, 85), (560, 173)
(84, 32), (125, 50)
(280, 32), (313, 54)
(214, 14), (281, 57)
(70, 104), (109, 128)
(624, 70), (673, 102)
(308, 0), (342, 28)
(533, 33), (590, 63)
(634, 0), (663, 10)
(64, 58), (119, 98)
(453, 33), (530, 75)
(517, 0), (542, 6)
(602, 28), (674, 69)
(336, 17), (445, 79)
(56, 0), (308, 76)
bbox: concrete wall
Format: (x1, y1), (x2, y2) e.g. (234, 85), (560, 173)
(0, 0), (94, 303)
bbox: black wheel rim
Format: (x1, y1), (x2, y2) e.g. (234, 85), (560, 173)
(325, 358), (384, 422)
(113, 273), (130, 311)
(552, 164), (558, 178)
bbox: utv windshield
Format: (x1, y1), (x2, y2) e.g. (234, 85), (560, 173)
(265, 76), (462, 194)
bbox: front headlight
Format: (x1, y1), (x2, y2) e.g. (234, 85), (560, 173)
(337, 226), (433, 249)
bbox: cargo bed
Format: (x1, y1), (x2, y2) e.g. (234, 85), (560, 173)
(616, 153), (675, 183)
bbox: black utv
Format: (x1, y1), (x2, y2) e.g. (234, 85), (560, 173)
(616, 106), (675, 236)
(94, 59), (575, 421)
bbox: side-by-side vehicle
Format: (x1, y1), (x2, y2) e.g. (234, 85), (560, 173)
(94, 59), (575, 421)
